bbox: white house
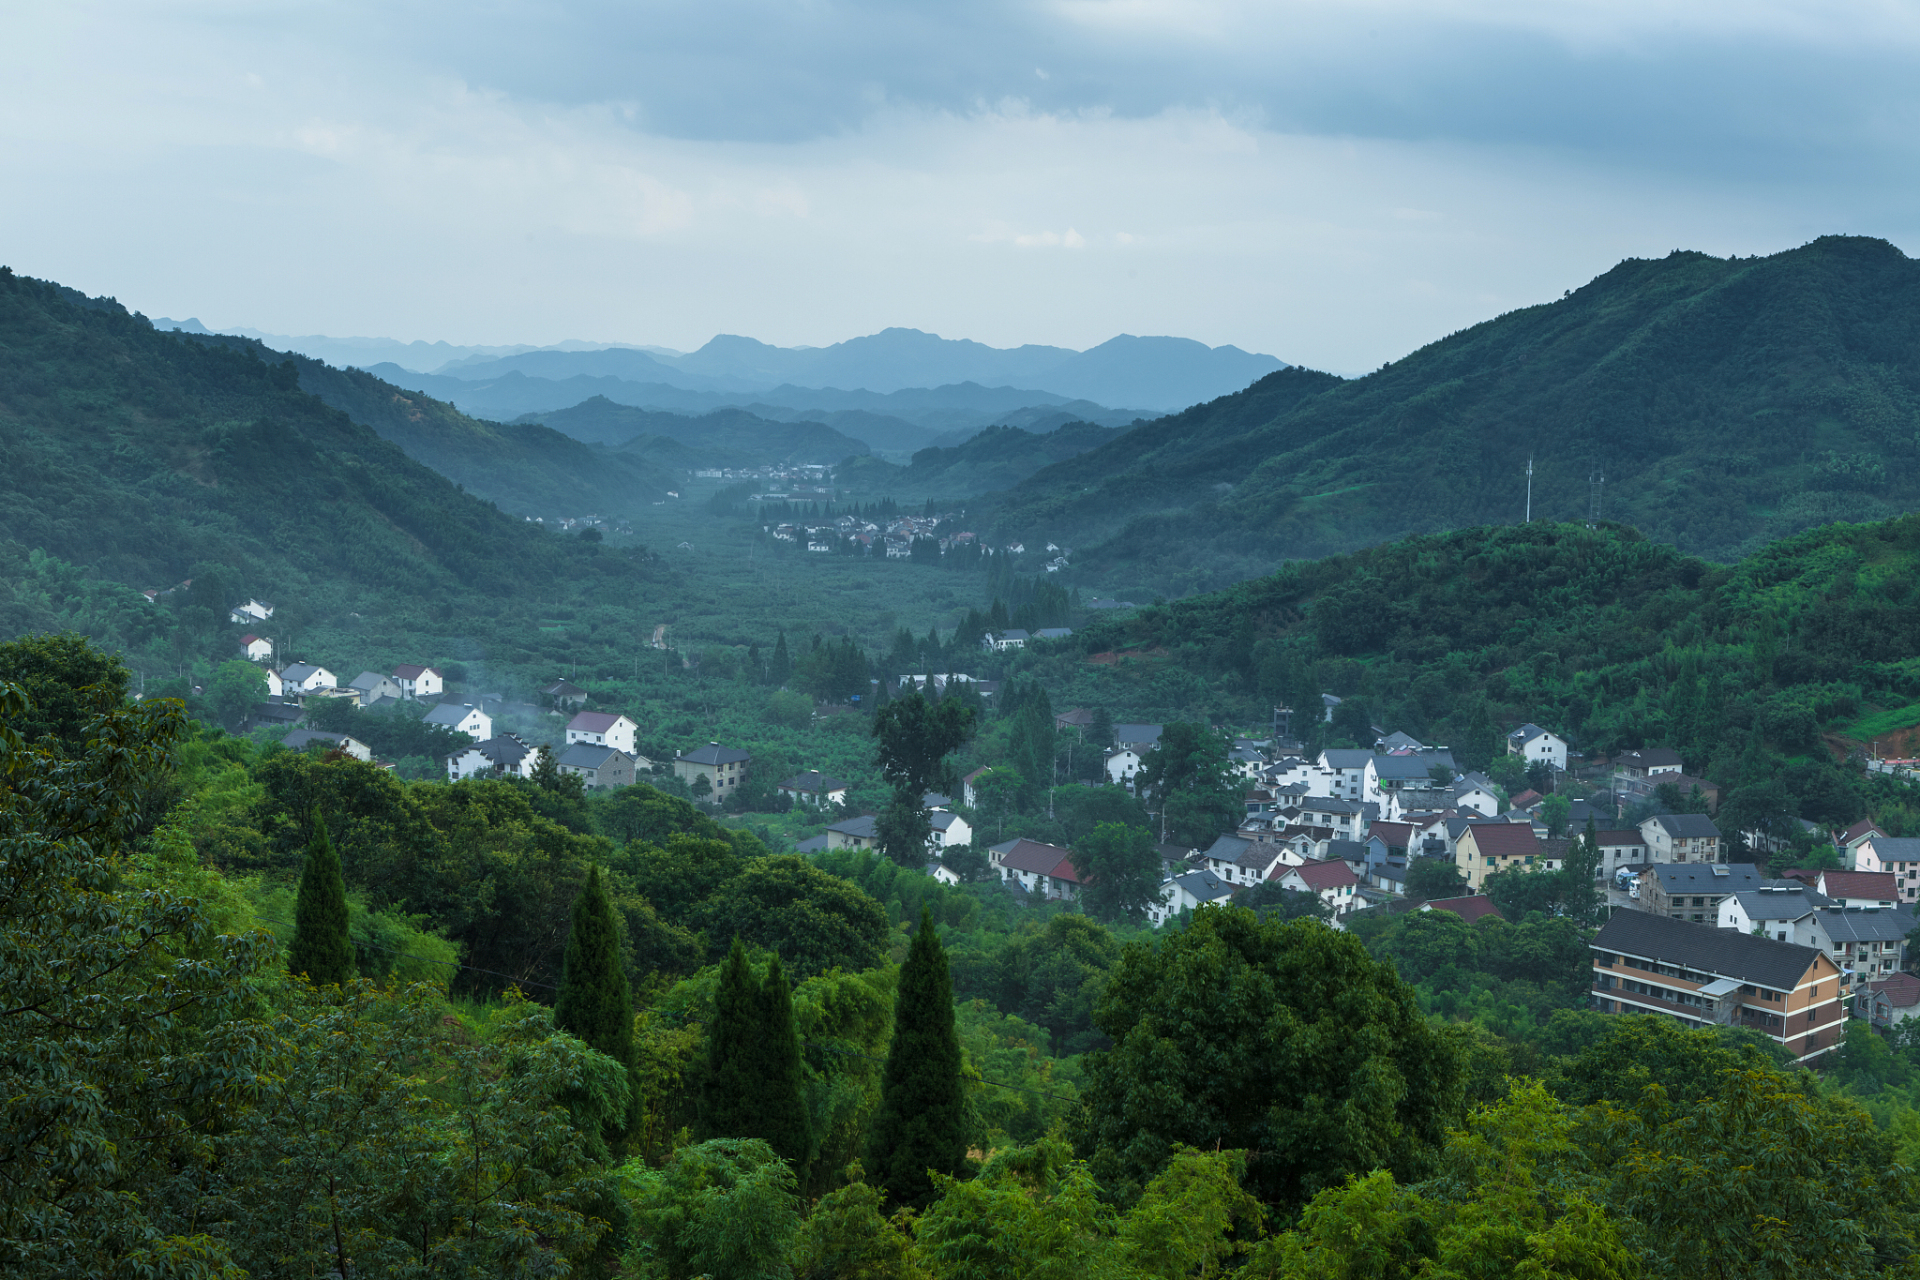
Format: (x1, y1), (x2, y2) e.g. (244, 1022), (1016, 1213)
(263, 667), (285, 698)
(990, 838), (1082, 901)
(424, 702), (491, 741)
(347, 671), (404, 706)
(780, 771), (850, 806)
(1451, 773), (1503, 817)
(281, 729), (373, 762)
(238, 634), (272, 662)
(448, 735), (540, 781)
(280, 663), (336, 694)
(1506, 723), (1568, 771)
(1639, 813), (1722, 863)
(1105, 747), (1143, 788)
(1316, 749), (1371, 799)
(229, 598), (273, 624)
(928, 810), (973, 851)
(1854, 837), (1920, 905)
(566, 711), (639, 756)
(1274, 858), (1361, 918)
(1148, 869), (1235, 927)
(392, 664), (444, 701)
(1718, 884), (1829, 946)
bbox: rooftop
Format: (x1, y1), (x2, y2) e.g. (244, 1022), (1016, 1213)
(557, 742), (629, 769)
(1594, 910), (1824, 992)
(1648, 813), (1722, 839)
(678, 741), (752, 766)
(568, 710), (630, 733)
(1425, 895), (1504, 925)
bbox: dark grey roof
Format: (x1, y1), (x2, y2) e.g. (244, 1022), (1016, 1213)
(283, 729), (348, 751)
(1169, 869), (1233, 900)
(1594, 910), (1824, 992)
(677, 741), (751, 765)
(1817, 907), (1916, 942)
(1321, 749), (1371, 769)
(1380, 731), (1425, 751)
(1869, 838), (1920, 861)
(1508, 722), (1555, 744)
(281, 663), (327, 683)
(1202, 834), (1254, 863)
(1301, 796), (1366, 815)
(830, 815), (880, 839)
(557, 743), (628, 769)
(1650, 813), (1722, 838)
(793, 834), (830, 853)
(782, 770), (849, 792)
(1114, 723), (1163, 746)
(250, 701), (306, 724)
(423, 702), (478, 726)
(475, 736), (532, 765)
(1725, 889), (1822, 922)
(1326, 839), (1370, 863)
(1649, 862), (1760, 893)
(1371, 754), (1443, 781)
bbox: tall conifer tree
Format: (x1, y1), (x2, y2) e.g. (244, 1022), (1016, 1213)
(555, 866), (641, 1146)
(868, 906), (968, 1208)
(700, 938), (763, 1141)
(756, 954), (815, 1169)
(289, 810), (353, 986)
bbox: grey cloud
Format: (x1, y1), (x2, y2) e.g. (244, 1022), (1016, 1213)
(333, 1), (1920, 180)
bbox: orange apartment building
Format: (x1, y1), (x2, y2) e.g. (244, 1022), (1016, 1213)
(1590, 909), (1845, 1063)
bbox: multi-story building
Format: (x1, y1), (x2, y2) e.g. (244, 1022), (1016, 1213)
(1590, 911), (1845, 1063)
(1639, 813), (1723, 863)
(1851, 839), (1920, 904)
(1639, 862), (1761, 921)
(674, 742), (751, 797)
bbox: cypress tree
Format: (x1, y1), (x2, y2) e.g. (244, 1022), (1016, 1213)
(288, 810), (353, 986)
(770, 630), (793, 687)
(699, 937), (763, 1141)
(555, 866), (641, 1147)
(756, 953), (815, 1169)
(868, 906), (968, 1208)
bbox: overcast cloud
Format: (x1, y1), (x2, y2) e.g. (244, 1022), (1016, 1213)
(1, 0), (1915, 371)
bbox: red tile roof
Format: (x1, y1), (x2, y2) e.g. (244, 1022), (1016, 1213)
(1286, 859), (1358, 890)
(1046, 855), (1085, 885)
(1868, 972), (1920, 1009)
(1425, 895), (1504, 925)
(1510, 789), (1542, 809)
(1464, 822), (1540, 858)
(997, 838), (1074, 876)
(1819, 870), (1899, 900)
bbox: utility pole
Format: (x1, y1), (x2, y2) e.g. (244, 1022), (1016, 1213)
(1588, 469), (1605, 524)
(1525, 455), (1534, 523)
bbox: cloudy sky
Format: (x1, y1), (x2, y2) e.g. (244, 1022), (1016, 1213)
(2, 1), (1916, 371)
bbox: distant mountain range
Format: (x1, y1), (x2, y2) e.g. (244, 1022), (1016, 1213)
(986, 235), (1920, 595)
(151, 318), (1287, 433)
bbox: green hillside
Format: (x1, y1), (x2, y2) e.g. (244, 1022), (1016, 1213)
(523, 395), (871, 464)
(989, 236), (1920, 595)
(1017, 515), (1920, 840)
(0, 267), (667, 605)
(837, 419), (1124, 500)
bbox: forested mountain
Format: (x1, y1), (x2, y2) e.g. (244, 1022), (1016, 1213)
(0, 267), (668, 603)
(991, 236), (1920, 595)
(838, 420), (1126, 500)
(524, 396), (871, 464)
(1027, 516), (1920, 841)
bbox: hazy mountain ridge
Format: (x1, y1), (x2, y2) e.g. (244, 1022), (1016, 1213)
(521, 397), (873, 465)
(990, 236), (1920, 595)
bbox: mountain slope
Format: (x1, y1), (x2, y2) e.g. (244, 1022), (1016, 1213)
(521, 397), (870, 463)
(837, 420), (1125, 500)
(0, 267), (665, 601)
(992, 236), (1920, 593)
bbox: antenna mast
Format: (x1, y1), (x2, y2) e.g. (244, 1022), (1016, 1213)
(1525, 455), (1534, 523)
(1588, 468), (1605, 524)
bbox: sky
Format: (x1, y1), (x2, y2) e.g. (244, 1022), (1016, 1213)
(2, 1), (1917, 373)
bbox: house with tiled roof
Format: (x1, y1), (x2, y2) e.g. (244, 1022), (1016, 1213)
(1613, 747), (1684, 778)
(780, 771), (849, 806)
(1855, 837), (1920, 904)
(567, 711), (638, 756)
(282, 729), (372, 762)
(1593, 830), (1650, 880)
(1199, 833), (1292, 887)
(448, 734), (540, 782)
(280, 663), (336, 695)
(1424, 894), (1503, 926)
(391, 664), (443, 701)
(1862, 972), (1920, 1028)
(1274, 858), (1360, 918)
(1455, 821), (1544, 892)
(989, 838), (1082, 901)
(675, 742), (750, 797)
(1818, 906), (1913, 991)
(1837, 819), (1889, 854)
(238, 633), (272, 662)
(1148, 868), (1234, 927)
(543, 679), (589, 709)
(1640, 813), (1722, 863)
(1640, 862), (1761, 921)
(929, 810), (972, 851)
(423, 702), (490, 741)
(825, 815), (880, 852)
(1591, 911), (1844, 1063)
(1506, 723), (1567, 770)
(556, 743), (637, 790)
(1717, 882), (1831, 944)
(1816, 869), (1900, 909)
(347, 671), (404, 706)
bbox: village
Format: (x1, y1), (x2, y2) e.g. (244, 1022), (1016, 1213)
(224, 587), (1912, 1069)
